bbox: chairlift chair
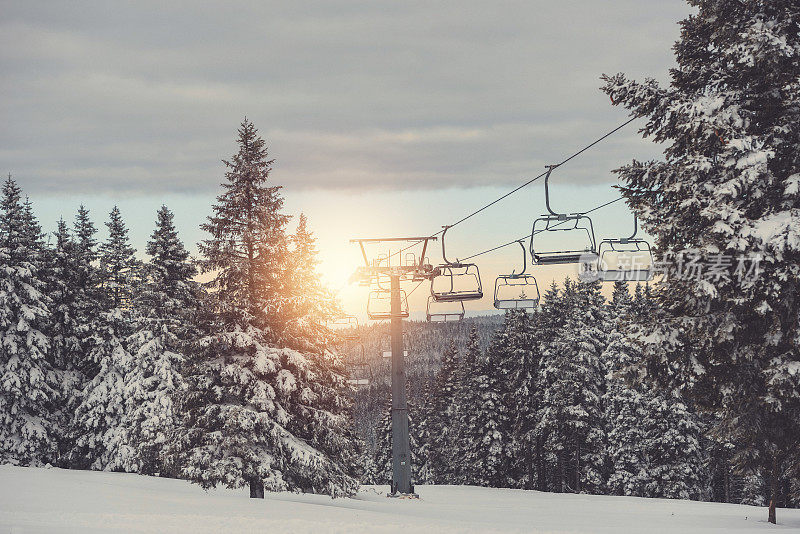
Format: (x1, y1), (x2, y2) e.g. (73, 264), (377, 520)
(345, 343), (372, 387)
(381, 331), (410, 358)
(347, 363), (372, 387)
(494, 240), (540, 310)
(596, 214), (654, 282)
(530, 166), (598, 265)
(367, 289), (409, 320)
(329, 315), (360, 340)
(430, 226), (484, 302)
(426, 295), (466, 322)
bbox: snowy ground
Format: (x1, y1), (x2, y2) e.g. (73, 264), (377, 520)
(1, 466), (798, 534)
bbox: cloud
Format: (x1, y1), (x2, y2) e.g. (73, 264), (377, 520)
(1, 0), (689, 195)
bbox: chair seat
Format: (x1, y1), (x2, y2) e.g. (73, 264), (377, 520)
(534, 252), (598, 265)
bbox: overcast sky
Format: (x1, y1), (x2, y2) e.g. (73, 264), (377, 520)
(2, 0), (692, 316)
(2, 0), (690, 195)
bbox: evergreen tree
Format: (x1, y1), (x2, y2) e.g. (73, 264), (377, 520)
(427, 339), (461, 483)
(0, 177), (57, 465)
(70, 206), (101, 379)
(44, 218), (84, 460)
(603, 282), (649, 496)
(413, 379), (434, 485)
(603, 1), (800, 521)
(282, 213), (339, 352)
(494, 309), (538, 489)
(459, 327), (507, 487)
(125, 206), (198, 474)
(70, 207), (138, 470)
(99, 206), (138, 308)
(642, 396), (707, 500)
(175, 119), (359, 498)
(372, 403), (392, 486)
(537, 279), (607, 494)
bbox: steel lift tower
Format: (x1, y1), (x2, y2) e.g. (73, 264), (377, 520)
(350, 236), (436, 497)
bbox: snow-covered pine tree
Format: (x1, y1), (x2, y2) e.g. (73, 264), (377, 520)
(70, 206), (101, 380)
(124, 205), (198, 475)
(602, 1), (800, 522)
(44, 218), (84, 460)
(372, 403), (392, 486)
(537, 278), (607, 494)
(458, 326), (507, 487)
(603, 282), (649, 497)
(413, 379), (434, 485)
(176, 119), (359, 498)
(427, 338), (461, 484)
(528, 281), (563, 492)
(69, 207), (138, 470)
(641, 395), (707, 500)
(493, 308), (538, 489)
(281, 213), (339, 353)
(0, 177), (57, 465)
(99, 206), (138, 308)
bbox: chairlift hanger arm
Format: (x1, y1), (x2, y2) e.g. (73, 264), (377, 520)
(512, 239), (527, 277)
(441, 225), (457, 266)
(543, 165), (560, 217)
(629, 214), (639, 241)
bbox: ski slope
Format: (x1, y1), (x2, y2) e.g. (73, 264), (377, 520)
(1, 466), (798, 533)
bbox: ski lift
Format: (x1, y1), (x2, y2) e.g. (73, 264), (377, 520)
(596, 214), (654, 282)
(494, 240), (540, 310)
(345, 343), (372, 387)
(426, 295), (465, 322)
(530, 166), (598, 265)
(347, 363), (372, 387)
(367, 289), (409, 320)
(329, 315), (360, 340)
(430, 226), (483, 302)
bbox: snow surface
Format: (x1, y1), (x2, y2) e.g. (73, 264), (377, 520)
(1, 466), (799, 533)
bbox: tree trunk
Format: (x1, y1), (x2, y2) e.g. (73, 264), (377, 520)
(768, 456), (778, 524)
(250, 477), (264, 499)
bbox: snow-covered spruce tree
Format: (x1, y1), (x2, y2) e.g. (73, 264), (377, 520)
(602, 1), (800, 522)
(69, 207), (139, 470)
(70, 206), (102, 380)
(371, 398), (422, 487)
(427, 338), (461, 484)
(641, 395), (707, 500)
(529, 281), (564, 492)
(0, 179), (57, 465)
(537, 279), (607, 494)
(281, 213), (340, 353)
(44, 218), (85, 460)
(413, 379), (434, 485)
(124, 206), (198, 475)
(495, 309), (538, 489)
(603, 282), (649, 497)
(458, 327), (507, 487)
(175, 119), (359, 498)
(372, 403), (392, 486)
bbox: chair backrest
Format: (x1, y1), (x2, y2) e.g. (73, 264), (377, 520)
(493, 274), (540, 310)
(597, 238), (654, 282)
(530, 214), (598, 265)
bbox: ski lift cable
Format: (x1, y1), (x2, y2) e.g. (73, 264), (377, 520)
(405, 278), (427, 298)
(386, 116), (638, 261)
(460, 196), (625, 261)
